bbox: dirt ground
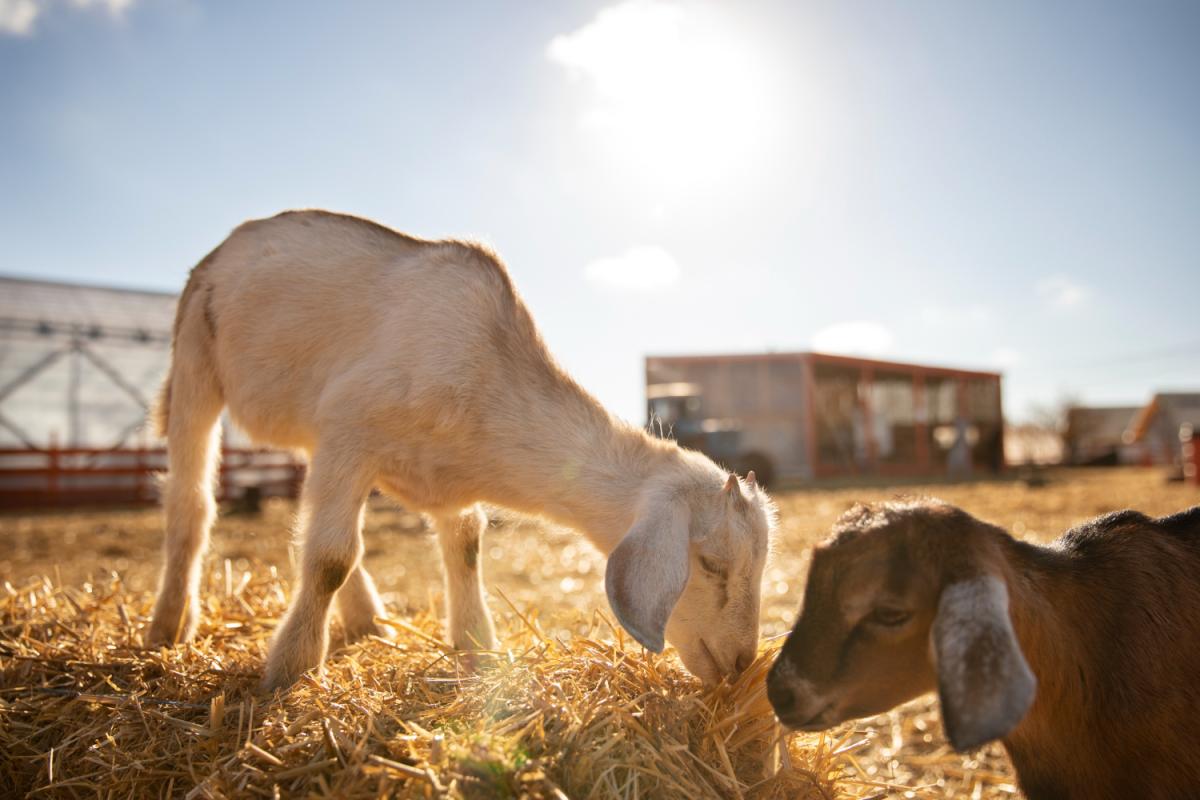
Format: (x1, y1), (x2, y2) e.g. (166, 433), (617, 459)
(2, 467), (1197, 797)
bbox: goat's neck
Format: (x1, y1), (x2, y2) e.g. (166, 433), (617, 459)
(998, 540), (1098, 785)
(478, 374), (683, 553)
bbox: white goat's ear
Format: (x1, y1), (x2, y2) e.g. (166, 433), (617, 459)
(746, 470), (758, 489)
(604, 500), (690, 653)
(723, 473), (747, 509)
(931, 576), (1036, 751)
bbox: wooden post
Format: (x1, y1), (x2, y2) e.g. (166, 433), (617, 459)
(914, 372), (929, 472)
(1181, 424), (1198, 487)
(861, 366), (876, 472)
(47, 434), (59, 505)
(802, 356), (819, 481)
(994, 376), (1006, 473)
(135, 445), (145, 504)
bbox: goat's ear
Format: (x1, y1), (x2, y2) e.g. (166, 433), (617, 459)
(931, 576), (1036, 751)
(723, 473), (748, 509)
(605, 499), (690, 653)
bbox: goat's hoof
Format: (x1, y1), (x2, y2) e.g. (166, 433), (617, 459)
(460, 650), (500, 672)
(341, 617), (390, 644)
(259, 661), (310, 694)
(259, 642), (326, 692)
(450, 624), (498, 654)
(145, 603), (198, 647)
(453, 628), (499, 672)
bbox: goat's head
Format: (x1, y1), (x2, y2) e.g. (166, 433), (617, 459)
(604, 468), (775, 685)
(766, 500), (1036, 751)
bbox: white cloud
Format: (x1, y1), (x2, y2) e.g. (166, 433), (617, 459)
(918, 303), (992, 327)
(547, 1), (687, 98)
(72, 0), (133, 11)
(990, 346), (1023, 369)
(811, 321), (895, 356)
(1035, 275), (1089, 309)
(584, 245), (681, 291)
(0, 0), (38, 34)
(1, 0), (133, 36)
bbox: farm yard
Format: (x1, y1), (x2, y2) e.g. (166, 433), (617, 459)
(4, 0), (1198, 797)
(2, 467), (1195, 798)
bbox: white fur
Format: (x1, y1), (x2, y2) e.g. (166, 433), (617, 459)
(146, 210), (775, 690)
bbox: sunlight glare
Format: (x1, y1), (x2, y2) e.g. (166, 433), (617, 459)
(548, 0), (777, 189)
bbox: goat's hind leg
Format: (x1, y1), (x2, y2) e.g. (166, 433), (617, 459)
(336, 564), (389, 642)
(434, 504), (497, 651)
(261, 449), (373, 691)
(147, 357), (223, 646)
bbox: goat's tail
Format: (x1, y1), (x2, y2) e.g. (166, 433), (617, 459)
(153, 248), (226, 500)
(152, 247), (223, 436)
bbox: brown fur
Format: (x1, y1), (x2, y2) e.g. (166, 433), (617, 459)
(770, 501), (1200, 800)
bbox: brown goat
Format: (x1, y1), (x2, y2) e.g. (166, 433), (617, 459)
(766, 499), (1200, 800)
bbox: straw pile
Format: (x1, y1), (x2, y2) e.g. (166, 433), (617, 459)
(1, 564), (853, 799)
(14, 466), (1185, 798)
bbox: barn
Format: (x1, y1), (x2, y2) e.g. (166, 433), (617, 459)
(1062, 405), (1142, 466)
(0, 276), (299, 508)
(645, 351), (1004, 486)
(1126, 392), (1200, 469)
(0, 276), (175, 451)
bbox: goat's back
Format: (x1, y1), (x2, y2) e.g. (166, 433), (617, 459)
(1060, 506), (1200, 551)
(189, 210), (547, 449)
(1054, 506), (1200, 662)
(1014, 506), (1200, 799)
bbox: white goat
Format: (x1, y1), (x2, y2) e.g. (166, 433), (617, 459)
(147, 210), (775, 690)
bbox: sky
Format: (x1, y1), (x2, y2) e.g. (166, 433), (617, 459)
(2, 0), (1198, 424)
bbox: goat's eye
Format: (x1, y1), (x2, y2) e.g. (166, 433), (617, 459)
(698, 556), (728, 578)
(867, 607), (911, 627)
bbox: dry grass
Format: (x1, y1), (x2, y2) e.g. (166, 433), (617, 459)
(0, 567), (842, 799)
(1, 467), (1196, 798)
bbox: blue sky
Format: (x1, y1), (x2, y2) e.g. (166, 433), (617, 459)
(2, 0), (1198, 423)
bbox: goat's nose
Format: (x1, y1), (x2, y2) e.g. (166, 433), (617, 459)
(766, 674), (795, 716)
(734, 648), (755, 675)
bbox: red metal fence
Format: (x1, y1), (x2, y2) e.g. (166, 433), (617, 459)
(0, 447), (304, 510)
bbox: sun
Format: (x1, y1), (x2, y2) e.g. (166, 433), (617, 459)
(548, 1), (778, 190)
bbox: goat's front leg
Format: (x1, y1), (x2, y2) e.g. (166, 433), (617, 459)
(434, 504), (497, 651)
(261, 450), (372, 691)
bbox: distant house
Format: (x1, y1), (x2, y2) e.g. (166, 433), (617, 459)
(1062, 406), (1141, 466)
(645, 351), (1004, 485)
(1126, 392), (1200, 468)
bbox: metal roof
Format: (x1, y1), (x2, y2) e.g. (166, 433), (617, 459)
(0, 275), (177, 340)
(0, 275), (178, 449)
(1128, 392), (1200, 441)
(645, 350), (1003, 380)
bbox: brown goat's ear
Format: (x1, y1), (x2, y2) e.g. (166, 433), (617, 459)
(931, 576), (1036, 752)
(605, 499), (691, 653)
